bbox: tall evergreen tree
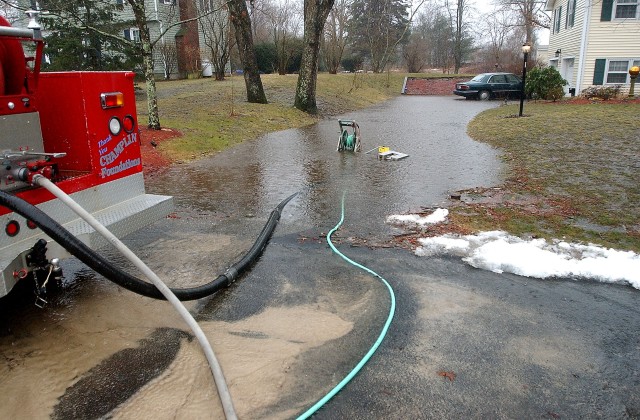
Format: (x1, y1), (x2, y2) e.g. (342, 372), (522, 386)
(349, 0), (410, 72)
(39, 0), (140, 71)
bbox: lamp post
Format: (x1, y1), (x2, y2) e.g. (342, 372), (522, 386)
(519, 43), (531, 117)
(629, 66), (639, 97)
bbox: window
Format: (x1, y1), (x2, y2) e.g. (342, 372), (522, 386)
(553, 7), (562, 33)
(506, 74), (521, 83)
(566, 0), (576, 27)
(604, 59), (640, 84)
(124, 28), (140, 42)
(615, 0), (639, 18)
(163, 0), (176, 4)
(489, 75), (507, 83)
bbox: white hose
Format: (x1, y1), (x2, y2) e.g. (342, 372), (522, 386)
(33, 175), (237, 420)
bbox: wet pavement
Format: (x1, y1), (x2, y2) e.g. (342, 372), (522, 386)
(1, 96), (639, 419)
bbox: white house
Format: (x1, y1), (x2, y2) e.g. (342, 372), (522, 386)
(115, 0), (191, 78)
(545, 0), (640, 95)
(4, 0), (209, 79)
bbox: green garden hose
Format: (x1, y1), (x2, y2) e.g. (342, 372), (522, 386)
(296, 192), (396, 419)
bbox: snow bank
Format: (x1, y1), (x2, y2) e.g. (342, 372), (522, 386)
(416, 231), (640, 289)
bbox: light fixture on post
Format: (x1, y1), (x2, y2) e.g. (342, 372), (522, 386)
(629, 66), (639, 97)
(555, 49), (561, 57)
(519, 43), (531, 117)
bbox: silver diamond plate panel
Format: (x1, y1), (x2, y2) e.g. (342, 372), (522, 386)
(0, 173), (173, 297)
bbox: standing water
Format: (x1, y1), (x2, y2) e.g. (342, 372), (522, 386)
(0, 96), (502, 418)
(151, 96), (501, 237)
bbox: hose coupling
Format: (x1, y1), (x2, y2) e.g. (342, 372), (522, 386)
(224, 266), (238, 283)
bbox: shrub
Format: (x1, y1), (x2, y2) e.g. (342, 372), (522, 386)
(255, 43), (277, 74)
(581, 85), (621, 100)
(341, 56), (363, 73)
(525, 66), (568, 101)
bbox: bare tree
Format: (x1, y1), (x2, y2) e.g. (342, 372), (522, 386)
(127, 0), (225, 128)
(263, 0), (302, 75)
(228, 0), (267, 103)
(158, 40), (178, 79)
(246, 0), (271, 43)
(0, 0), (21, 24)
(7, 0), (224, 128)
(484, 8), (514, 70)
(497, 0), (550, 45)
(403, 30), (428, 72)
(199, 0), (233, 80)
(413, 4), (453, 72)
(322, 0), (349, 74)
(444, 0), (472, 73)
(294, 0), (335, 113)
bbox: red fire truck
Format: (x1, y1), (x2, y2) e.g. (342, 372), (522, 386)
(0, 14), (173, 302)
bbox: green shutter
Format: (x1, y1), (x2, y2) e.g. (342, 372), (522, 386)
(593, 59), (606, 85)
(601, 0), (614, 21)
(556, 6), (563, 33)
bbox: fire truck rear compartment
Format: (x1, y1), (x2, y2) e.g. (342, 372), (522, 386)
(0, 173), (173, 297)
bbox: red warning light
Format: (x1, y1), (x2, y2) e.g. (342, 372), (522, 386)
(5, 220), (20, 237)
(123, 115), (135, 133)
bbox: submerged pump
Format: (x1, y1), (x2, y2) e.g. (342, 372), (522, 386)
(337, 120), (361, 152)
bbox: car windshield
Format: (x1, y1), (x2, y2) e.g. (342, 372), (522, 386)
(470, 74), (490, 82)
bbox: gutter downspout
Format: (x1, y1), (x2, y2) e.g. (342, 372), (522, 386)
(576, 0), (592, 92)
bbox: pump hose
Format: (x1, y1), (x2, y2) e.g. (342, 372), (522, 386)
(296, 192), (395, 419)
(0, 189), (297, 301)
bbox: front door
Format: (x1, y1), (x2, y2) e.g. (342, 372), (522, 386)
(561, 57), (575, 95)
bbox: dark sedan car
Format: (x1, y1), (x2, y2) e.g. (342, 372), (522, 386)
(453, 72), (523, 100)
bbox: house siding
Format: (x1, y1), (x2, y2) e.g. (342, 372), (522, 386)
(548, 0), (640, 93)
(548, 0), (585, 92)
(116, 0), (183, 78)
(582, 6), (640, 90)
(4, 0), (197, 78)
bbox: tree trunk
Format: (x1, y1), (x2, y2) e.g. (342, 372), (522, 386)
(228, 0), (267, 104)
(128, 0), (161, 130)
(295, 0), (335, 114)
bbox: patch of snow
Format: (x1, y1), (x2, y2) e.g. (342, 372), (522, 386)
(415, 231), (640, 289)
(387, 208), (449, 226)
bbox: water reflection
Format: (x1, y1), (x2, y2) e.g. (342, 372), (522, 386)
(151, 96), (501, 238)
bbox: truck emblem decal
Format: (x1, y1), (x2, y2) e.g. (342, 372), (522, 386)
(99, 132), (137, 166)
(100, 158), (141, 178)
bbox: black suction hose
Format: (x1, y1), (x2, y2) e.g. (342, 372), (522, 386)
(0, 190), (297, 300)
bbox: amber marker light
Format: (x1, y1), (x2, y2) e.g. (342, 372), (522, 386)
(100, 92), (124, 109)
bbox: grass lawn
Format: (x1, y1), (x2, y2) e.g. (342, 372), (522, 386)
(137, 73), (640, 252)
(465, 100), (640, 252)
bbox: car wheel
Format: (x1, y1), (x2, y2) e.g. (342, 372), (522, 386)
(478, 90), (491, 101)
